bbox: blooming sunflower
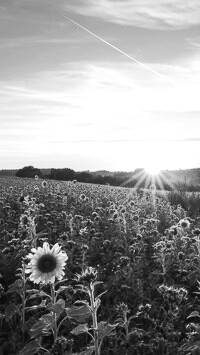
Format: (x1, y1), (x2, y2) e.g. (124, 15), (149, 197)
(179, 219), (190, 229)
(42, 180), (48, 188)
(25, 242), (68, 284)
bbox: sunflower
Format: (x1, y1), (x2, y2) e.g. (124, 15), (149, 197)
(179, 219), (190, 230)
(25, 242), (68, 284)
(75, 267), (98, 285)
(150, 184), (156, 192)
(79, 193), (86, 201)
(42, 180), (48, 188)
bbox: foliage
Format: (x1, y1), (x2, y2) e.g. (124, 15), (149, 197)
(16, 166), (42, 179)
(0, 176), (200, 354)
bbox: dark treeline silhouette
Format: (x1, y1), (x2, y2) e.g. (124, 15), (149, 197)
(16, 166), (42, 179)
(50, 168), (76, 181)
(13, 166), (200, 191)
(49, 168), (139, 187)
(0, 169), (17, 177)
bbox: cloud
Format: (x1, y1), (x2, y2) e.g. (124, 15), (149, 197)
(187, 36), (200, 49)
(0, 60), (200, 153)
(0, 36), (82, 49)
(65, 0), (200, 30)
(0, 0), (68, 40)
(1, 59), (200, 122)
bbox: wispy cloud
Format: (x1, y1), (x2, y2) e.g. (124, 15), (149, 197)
(65, 0), (200, 30)
(1, 61), (200, 126)
(0, 36), (82, 49)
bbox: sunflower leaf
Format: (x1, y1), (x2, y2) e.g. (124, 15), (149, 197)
(47, 299), (65, 315)
(71, 323), (89, 336)
(26, 289), (39, 294)
(38, 290), (50, 298)
(18, 339), (41, 355)
(95, 290), (107, 300)
(30, 314), (54, 338)
(30, 321), (47, 338)
(56, 285), (70, 296)
(66, 304), (91, 323)
(25, 299), (46, 311)
(24, 316), (37, 333)
(97, 321), (117, 340)
(6, 279), (23, 295)
(5, 303), (19, 321)
(36, 232), (48, 237)
(95, 298), (101, 310)
(77, 346), (95, 355)
(74, 300), (90, 307)
(187, 311), (200, 319)
(55, 278), (68, 286)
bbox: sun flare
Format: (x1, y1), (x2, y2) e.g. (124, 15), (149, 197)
(144, 165), (161, 176)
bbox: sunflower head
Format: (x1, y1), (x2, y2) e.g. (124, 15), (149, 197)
(75, 267), (97, 286)
(150, 184), (156, 192)
(116, 302), (129, 315)
(79, 194), (86, 201)
(25, 242), (68, 284)
(193, 229), (200, 236)
(179, 219), (190, 229)
(42, 180), (48, 188)
(133, 214), (139, 222)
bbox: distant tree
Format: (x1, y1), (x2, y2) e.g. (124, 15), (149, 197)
(0, 169), (17, 177)
(76, 171), (92, 183)
(16, 166), (42, 178)
(50, 168), (76, 181)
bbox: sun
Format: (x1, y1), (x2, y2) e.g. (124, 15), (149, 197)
(144, 165), (161, 176)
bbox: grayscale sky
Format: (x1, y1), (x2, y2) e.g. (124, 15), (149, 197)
(1, 0), (200, 171)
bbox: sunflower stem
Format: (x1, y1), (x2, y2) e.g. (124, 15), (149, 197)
(50, 282), (58, 344)
(89, 283), (99, 355)
(21, 262), (26, 347)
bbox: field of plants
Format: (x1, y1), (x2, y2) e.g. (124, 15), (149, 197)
(0, 176), (200, 355)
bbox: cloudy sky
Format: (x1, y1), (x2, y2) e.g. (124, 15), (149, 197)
(1, 0), (200, 171)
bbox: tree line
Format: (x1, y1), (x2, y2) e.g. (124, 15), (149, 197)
(15, 165), (187, 190)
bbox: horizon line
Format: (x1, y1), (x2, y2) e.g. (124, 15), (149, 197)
(0, 166), (200, 172)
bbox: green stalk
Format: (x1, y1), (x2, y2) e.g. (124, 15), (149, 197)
(124, 311), (129, 343)
(21, 262), (26, 346)
(89, 283), (99, 355)
(50, 282), (58, 344)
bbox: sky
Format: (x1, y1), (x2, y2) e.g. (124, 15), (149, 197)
(0, 0), (200, 172)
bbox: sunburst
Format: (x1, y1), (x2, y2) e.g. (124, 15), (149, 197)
(121, 168), (175, 191)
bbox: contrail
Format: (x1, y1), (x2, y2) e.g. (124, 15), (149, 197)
(63, 15), (175, 86)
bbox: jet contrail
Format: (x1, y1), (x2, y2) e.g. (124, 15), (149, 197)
(63, 15), (175, 86)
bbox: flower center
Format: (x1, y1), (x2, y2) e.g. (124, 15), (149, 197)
(181, 222), (188, 228)
(37, 254), (57, 273)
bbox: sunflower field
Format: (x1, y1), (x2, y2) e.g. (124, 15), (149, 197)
(0, 176), (200, 355)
